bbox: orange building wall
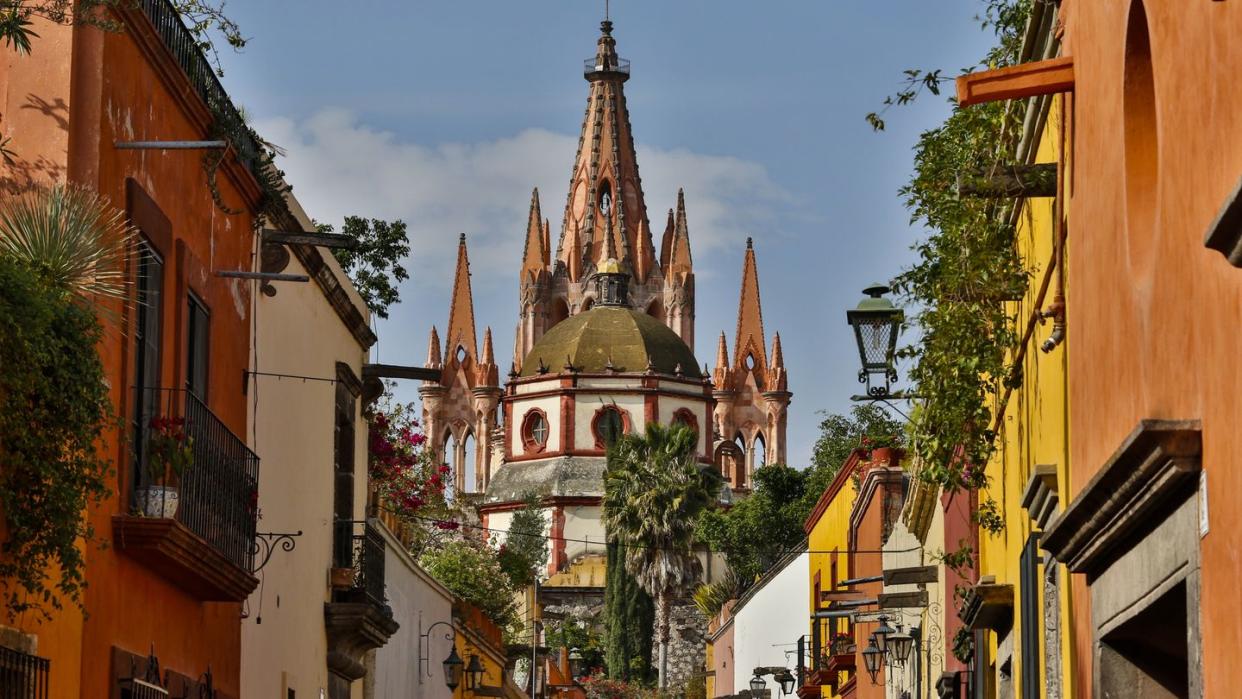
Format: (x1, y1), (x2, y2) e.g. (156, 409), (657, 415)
(2, 9), (260, 696)
(1061, 0), (1242, 696)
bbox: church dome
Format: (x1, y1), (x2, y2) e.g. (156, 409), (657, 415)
(520, 306), (703, 378)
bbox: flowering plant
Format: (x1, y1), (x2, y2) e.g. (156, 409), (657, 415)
(145, 416), (193, 485)
(368, 402), (446, 516)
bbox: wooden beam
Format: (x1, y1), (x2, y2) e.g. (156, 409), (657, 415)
(215, 271), (310, 282)
(882, 565), (940, 586)
(262, 229), (359, 249)
(957, 163), (1058, 198)
(362, 363), (441, 382)
(878, 590), (929, 609)
(956, 56), (1074, 107)
(114, 140), (227, 149)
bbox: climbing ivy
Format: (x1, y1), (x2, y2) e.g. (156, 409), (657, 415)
(886, 0), (1034, 506)
(0, 258), (114, 619)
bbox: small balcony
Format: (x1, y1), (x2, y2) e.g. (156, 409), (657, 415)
(325, 520), (399, 682)
(583, 56), (631, 78)
(113, 388), (260, 602)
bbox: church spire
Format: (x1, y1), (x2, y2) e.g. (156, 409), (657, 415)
(445, 233), (478, 362)
(667, 188), (693, 281)
(426, 326), (442, 369)
(714, 331), (730, 386)
(556, 19), (657, 286)
(733, 237), (768, 375)
(660, 208), (675, 269)
(521, 188), (546, 283)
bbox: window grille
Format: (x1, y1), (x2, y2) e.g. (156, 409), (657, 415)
(0, 646), (50, 699)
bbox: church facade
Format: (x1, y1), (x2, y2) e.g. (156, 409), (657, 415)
(418, 23), (791, 668)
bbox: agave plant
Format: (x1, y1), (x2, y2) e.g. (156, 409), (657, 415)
(0, 184), (137, 313)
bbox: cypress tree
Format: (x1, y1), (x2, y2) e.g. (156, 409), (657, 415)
(603, 540), (654, 682)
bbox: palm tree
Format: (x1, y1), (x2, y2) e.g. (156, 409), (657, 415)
(602, 422), (724, 689)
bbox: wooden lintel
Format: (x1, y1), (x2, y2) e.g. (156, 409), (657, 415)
(820, 589), (867, 603)
(957, 56), (1074, 107)
(957, 163), (1058, 198)
(363, 363), (441, 382)
(262, 229), (359, 249)
(882, 564), (940, 586)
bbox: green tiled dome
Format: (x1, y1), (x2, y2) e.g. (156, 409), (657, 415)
(521, 307), (702, 378)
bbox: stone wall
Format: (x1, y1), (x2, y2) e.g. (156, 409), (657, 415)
(659, 602), (708, 689)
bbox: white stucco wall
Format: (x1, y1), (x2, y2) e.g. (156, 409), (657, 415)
(732, 552), (810, 690)
(574, 392), (646, 446)
(368, 525), (455, 699)
(243, 249), (370, 698)
(562, 503), (606, 562)
(510, 395), (562, 454)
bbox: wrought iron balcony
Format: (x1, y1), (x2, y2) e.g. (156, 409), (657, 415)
(0, 646), (50, 699)
(333, 520), (390, 613)
(133, 0), (264, 176)
(126, 387), (259, 585)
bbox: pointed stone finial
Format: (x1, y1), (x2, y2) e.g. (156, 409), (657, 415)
(482, 327), (495, 365)
(537, 358), (549, 375)
(674, 362), (684, 377)
(733, 239), (767, 375)
(427, 326), (442, 368)
(446, 234), (479, 362)
(715, 331), (729, 370)
(508, 363), (519, 380)
(646, 358), (656, 375)
(770, 332), (785, 369)
(564, 355), (579, 373)
(660, 208), (675, 269)
(667, 189), (693, 279)
(605, 355), (617, 373)
(521, 188), (546, 281)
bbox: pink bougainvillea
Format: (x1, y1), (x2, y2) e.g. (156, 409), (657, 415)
(368, 407), (446, 517)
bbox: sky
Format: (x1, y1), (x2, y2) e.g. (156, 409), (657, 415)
(215, 2), (997, 467)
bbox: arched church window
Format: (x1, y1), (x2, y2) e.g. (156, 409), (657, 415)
(753, 433), (767, 470)
(522, 409), (550, 454)
(599, 182), (613, 219)
(593, 406), (629, 449)
(460, 432), (477, 493)
(671, 409), (699, 438)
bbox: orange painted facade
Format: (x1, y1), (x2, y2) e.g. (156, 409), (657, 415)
(1, 5), (263, 695)
(1058, 0), (1242, 696)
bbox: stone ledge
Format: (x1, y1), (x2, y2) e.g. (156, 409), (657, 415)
(112, 516), (258, 602)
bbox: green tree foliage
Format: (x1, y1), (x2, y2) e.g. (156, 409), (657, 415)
(806, 404), (904, 501)
(603, 423), (723, 689)
(603, 540), (654, 683)
(0, 257), (113, 619)
(695, 464), (808, 586)
(323, 217), (410, 319)
(419, 534), (520, 631)
(498, 493), (549, 588)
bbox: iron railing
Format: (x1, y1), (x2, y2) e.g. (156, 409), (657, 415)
(583, 57), (631, 76)
(0, 647), (50, 699)
(133, 388), (259, 573)
(134, 0), (264, 174)
(810, 617), (855, 671)
(333, 520), (390, 612)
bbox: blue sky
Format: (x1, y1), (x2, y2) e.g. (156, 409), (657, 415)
(216, 2), (997, 466)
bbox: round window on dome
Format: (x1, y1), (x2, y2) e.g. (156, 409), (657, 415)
(593, 406), (628, 449)
(522, 409), (550, 454)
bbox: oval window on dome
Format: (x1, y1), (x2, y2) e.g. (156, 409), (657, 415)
(593, 406), (627, 448)
(522, 410), (550, 453)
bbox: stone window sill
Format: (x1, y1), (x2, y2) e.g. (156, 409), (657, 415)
(112, 515), (258, 602)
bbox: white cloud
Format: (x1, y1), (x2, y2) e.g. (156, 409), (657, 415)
(257, 109), (790, 294)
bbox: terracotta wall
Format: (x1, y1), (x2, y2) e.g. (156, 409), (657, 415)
(1062, 0), (1242, 696)
(2, 8), (261, 696)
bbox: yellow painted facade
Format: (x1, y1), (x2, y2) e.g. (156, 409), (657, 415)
(976, 96), (1075, 698)
(804, 457), (860, 699)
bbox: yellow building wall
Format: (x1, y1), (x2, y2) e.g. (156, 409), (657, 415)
(977, 96), (1075, 699)
(806, 471), (858, 699)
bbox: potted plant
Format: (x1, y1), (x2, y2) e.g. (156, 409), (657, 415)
(862, 433), (903, 467)
(138, 416), (193, 517)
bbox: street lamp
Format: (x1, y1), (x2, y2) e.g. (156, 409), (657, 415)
(443, 646), (465, 691)
(465, 654), (485, 691)
(861, 637), (885, 684)
(775, 670), (797, 696)
(568, 647), (585, 679)
(846, 283), (904, 399)
(750, 674), (767, 695)
(888, 625), (915, 666)
(872, 615), (896, 653)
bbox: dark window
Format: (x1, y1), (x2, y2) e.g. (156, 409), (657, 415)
(186, 293), (209, 399)
(332, 382), (356, 566)
(1019, 534), (1041, 698)
(132, 242), (164, 489)
(595, 407), (625, 447)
